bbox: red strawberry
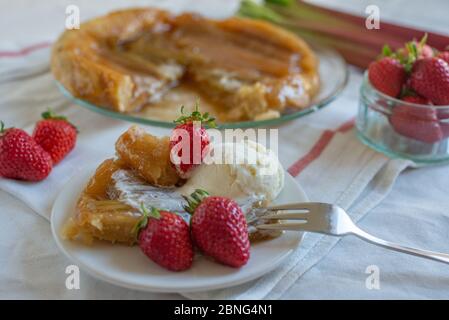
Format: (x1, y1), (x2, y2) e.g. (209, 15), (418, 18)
(436, 107), (449, 139)
(136, 205), (193, 272)
(368, 57), (406, 98)
(32, 111), (77, 165)
(185, 190), (250, 268)
(437, 51), (449, 64)
(0, 122), (52, 181)
(169, 104), (215, 178)
(389, 96), (443, 143)
(409, 57), (449, 105)
(401, 95), (432, 105)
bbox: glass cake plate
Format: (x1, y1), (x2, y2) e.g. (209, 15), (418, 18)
(56, 42), (348, 129)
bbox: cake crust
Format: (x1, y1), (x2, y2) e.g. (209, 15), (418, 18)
(51, 8), (319, 121)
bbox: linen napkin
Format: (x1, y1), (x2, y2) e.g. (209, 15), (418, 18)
(0, 143), (102, 220)
(0, 43), (412, 299)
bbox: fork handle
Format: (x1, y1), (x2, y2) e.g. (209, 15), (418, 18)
(352, 228), (449, 265)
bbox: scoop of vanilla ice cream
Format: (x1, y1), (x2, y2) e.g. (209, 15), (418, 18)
(178, 140), (284, 204)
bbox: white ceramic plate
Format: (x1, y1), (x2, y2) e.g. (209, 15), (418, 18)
(51, 165), (307, 293)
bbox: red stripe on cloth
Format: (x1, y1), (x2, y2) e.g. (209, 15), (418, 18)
(337, 118), (356, 133)
(0, 41), (52, 58)
(287, 118), (356, 177)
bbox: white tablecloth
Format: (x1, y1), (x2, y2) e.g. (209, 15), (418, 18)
(1, 0), (449, 299)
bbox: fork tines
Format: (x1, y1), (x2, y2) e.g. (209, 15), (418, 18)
(262, 202), (313, 221)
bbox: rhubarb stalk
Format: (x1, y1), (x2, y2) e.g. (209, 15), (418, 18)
(238, 0), (449, 68)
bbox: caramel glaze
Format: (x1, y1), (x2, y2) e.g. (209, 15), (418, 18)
(52, 8), (319, 121)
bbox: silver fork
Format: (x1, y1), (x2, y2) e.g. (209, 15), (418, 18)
(257, 202), (449, 264)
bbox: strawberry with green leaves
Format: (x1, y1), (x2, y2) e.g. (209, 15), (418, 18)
(0, 121), (52, 181)
(368, 35), (449, 143)
(372, 35), (449, 106)
(33, 110), (77, 165)
(135, 205), (193, 272)
(184, 189), (250, 268)
(169, 104), (216, 178)
(368, 35), (436, 99)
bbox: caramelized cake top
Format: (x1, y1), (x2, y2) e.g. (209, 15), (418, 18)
(52, 8), (319, 121)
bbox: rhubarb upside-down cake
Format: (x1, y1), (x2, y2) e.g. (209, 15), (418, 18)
(51, 8), (320, 122)
(63, 126), (284, 246)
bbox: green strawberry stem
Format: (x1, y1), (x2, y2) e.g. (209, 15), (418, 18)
(174, 102), (216, 128)
(419, 33), (428, 48)
(42, 109), (67, 121)
(0, 121), (13, 135)
(400, 86), (418, 99)
(133, 203), (161, 236)
(382, 45), (393, 57)
(381, 34), (430, 73)
(265, 0), (292, 5)
(183, 189), (209, 214)
(42, 109), (79, 133)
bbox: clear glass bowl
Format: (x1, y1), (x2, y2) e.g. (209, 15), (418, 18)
(56, 42), (348, 129)
(356, 72), (449, 165)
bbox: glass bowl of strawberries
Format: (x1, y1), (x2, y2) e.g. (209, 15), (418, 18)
(356, 36), (449, 165)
